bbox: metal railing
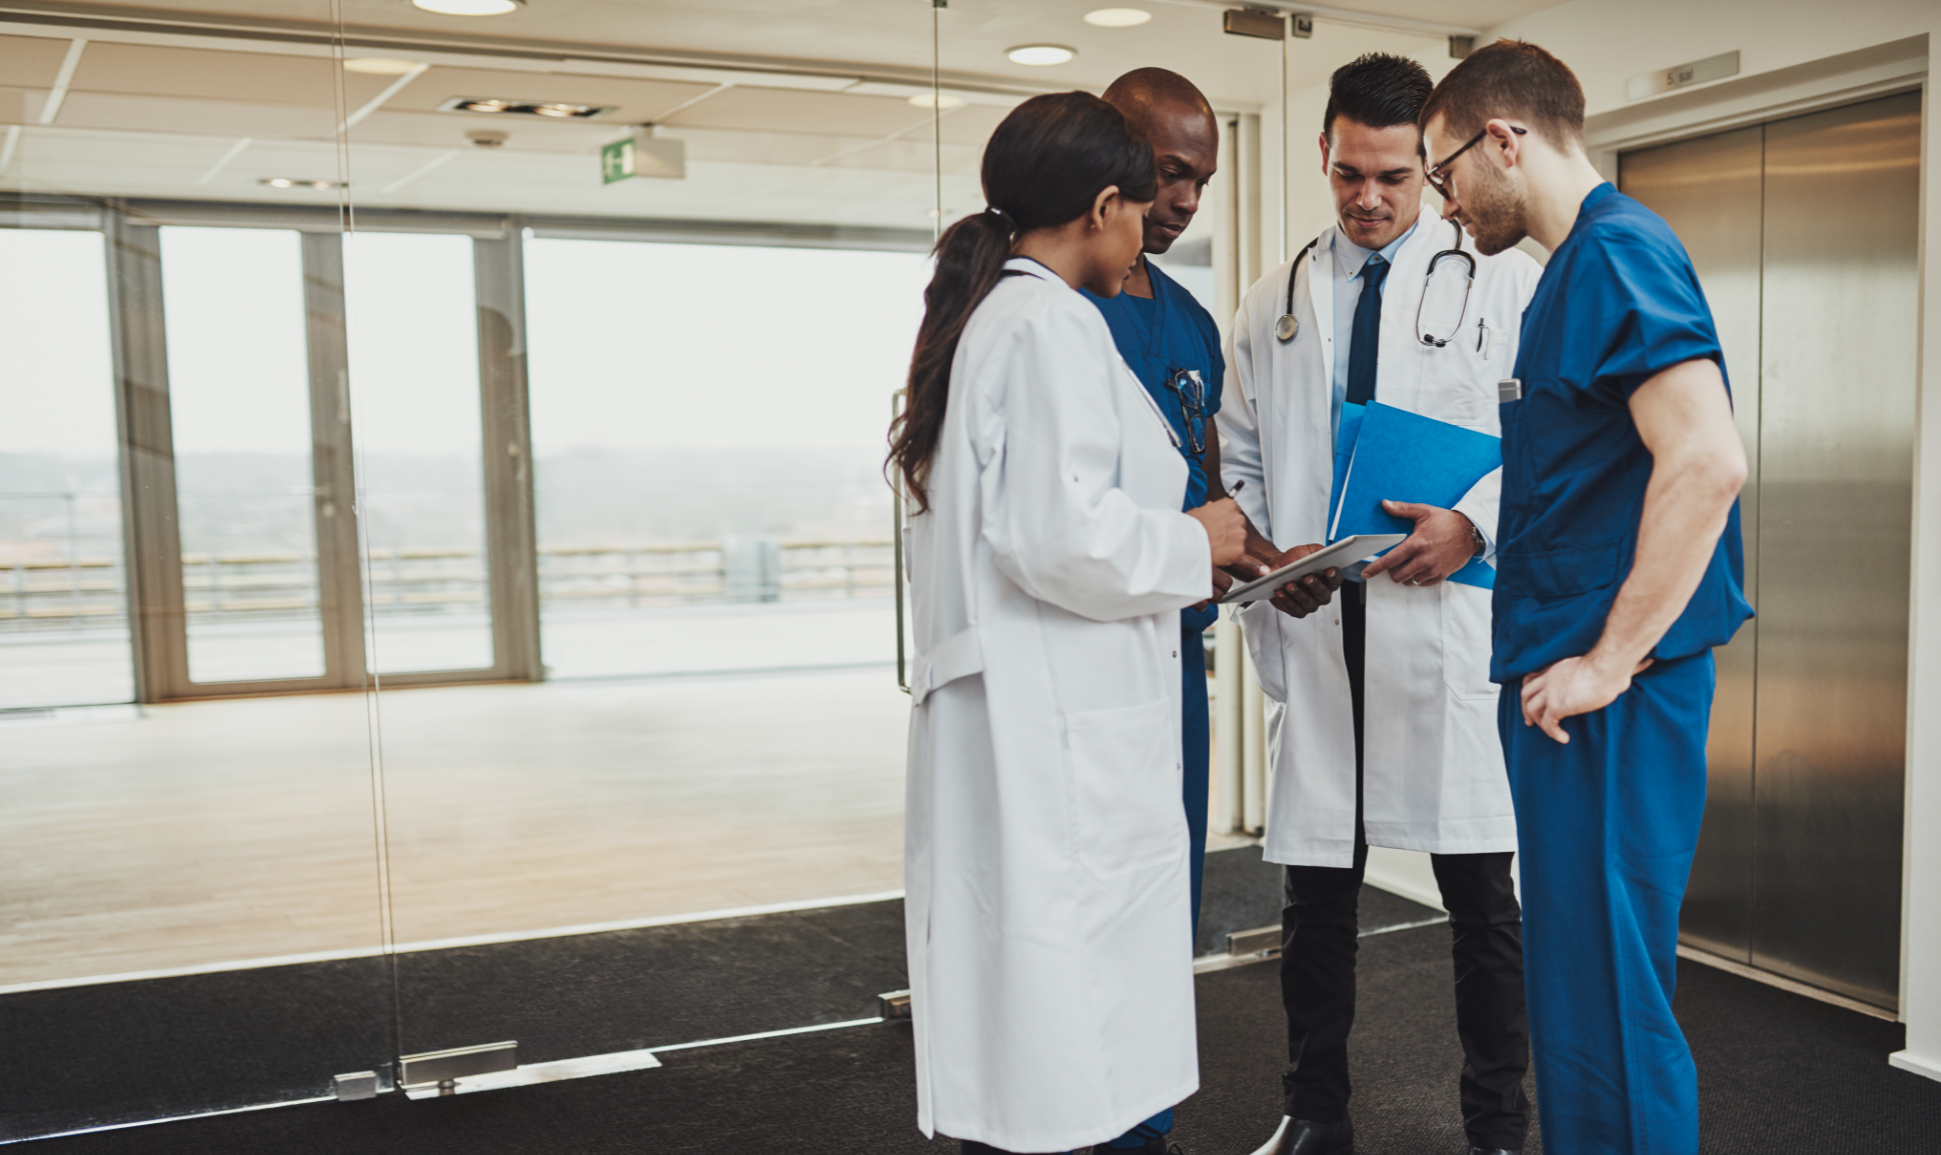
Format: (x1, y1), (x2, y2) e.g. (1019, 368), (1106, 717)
(0, 540), (895, 631)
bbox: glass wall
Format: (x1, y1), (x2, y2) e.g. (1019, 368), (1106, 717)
(524, 238), (925, 680)
(0, 0), (1369, 1137)
(0, 8), (393, 1142)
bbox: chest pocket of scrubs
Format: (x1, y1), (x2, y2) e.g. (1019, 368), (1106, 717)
(1062, 698), (1183, 881)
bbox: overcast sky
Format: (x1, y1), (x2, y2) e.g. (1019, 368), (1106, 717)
(2, 228), (929, 463)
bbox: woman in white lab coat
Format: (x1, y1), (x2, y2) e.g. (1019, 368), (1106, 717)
(888, 92), (1248, 1155)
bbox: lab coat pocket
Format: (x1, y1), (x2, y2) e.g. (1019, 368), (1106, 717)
(1423, 354), (1494, 430)
(1062, 698), (1181, 881)
(1438, 582), (1499, 700)
(1238, 601), (1289, 702)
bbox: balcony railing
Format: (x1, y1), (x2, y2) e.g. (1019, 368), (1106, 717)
(0, 540), (895, 631)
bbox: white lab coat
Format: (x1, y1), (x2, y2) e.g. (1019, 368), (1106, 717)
(903, 258), (1212, 1152)
(1219, 220), (1542, 868)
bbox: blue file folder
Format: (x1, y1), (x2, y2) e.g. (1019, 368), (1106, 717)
(1330, 401), (1499, 590)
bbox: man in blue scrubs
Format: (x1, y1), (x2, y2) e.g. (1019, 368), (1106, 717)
(1421, 42), (1752, 1155)
(1084, 67), (1231, 1154)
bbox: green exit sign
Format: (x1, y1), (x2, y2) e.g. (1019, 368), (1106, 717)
(600, 132), (686, 184)
(600, 137), (634, 184)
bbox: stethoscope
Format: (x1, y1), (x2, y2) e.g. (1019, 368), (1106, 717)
(1274, 218), (1476, 347)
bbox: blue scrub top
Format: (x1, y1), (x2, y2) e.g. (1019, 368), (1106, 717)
(1494, 183), (1752, 682)
(1084, 259), (1226, 631)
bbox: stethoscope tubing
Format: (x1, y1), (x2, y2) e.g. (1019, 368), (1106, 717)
(1276, 218), (1474, 347)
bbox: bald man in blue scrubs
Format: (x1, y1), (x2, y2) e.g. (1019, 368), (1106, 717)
(1081, 67), (1236, 1155)
(1421, 43), (1752, 1155)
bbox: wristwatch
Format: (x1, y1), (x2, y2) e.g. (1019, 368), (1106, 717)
(1467, 520), (1487, 557)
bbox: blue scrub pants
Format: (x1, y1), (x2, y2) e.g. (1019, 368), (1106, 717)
(1499, 651), (1712, 1155)
(1104, 626), (1210, 1151)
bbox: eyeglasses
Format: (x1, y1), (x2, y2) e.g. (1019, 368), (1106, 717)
(1163, 367), (1208, 456)
(1424, 125), (1526, 199)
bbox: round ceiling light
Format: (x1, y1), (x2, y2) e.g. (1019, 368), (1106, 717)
(1084, 8), (1152, 27)
(908, 92), (966, 110)
(343, 57), (422, 74)
(412, 0), (520, 15)
(1006, 44), (1076, 66)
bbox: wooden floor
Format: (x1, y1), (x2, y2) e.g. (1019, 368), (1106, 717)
(1, 669), (915, 987)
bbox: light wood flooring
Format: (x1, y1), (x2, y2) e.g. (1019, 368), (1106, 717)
(1, 669), (912, 987)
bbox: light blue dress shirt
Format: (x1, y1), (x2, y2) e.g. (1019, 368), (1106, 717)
(1330, 217), (1420, 439)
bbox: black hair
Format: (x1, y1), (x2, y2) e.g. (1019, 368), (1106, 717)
(887, 91), (1156, 513)
(1323, 52), (1436, 141)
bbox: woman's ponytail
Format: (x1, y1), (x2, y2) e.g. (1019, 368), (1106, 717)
(887, 92), (1156, 514)
(887, 209), (1013, 513)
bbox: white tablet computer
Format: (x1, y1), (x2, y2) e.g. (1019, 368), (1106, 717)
(1218, 534), (1408, 605)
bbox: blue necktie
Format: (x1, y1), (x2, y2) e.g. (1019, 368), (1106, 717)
(1345, 256), (1389, 407)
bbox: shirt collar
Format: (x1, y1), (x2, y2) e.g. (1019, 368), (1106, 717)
(1336, 215), (1420, 281)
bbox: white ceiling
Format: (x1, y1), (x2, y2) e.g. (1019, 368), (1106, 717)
(0, 1), (1563, 228)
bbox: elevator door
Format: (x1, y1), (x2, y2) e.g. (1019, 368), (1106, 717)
(1621, 90), (1920, 1011)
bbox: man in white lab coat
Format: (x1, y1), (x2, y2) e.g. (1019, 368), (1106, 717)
(1217, 55), (1542, 1155)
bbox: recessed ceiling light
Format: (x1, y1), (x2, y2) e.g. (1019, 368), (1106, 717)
(343, 57), (423, 75)
(260, 178), (345, 190)
(1007, 44), (1077, 66)
(1084, 8), (1152, 27)
(439, 97), (614, 119)
(908, 92), (965, 110)
(412, 0), (521, 14)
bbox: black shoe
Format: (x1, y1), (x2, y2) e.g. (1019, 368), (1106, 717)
(1467, 1149), (1519, 1155)
(1247, 1115), (1353, 1155)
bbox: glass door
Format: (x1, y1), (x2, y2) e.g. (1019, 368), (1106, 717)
(340, 0), (943, 1094)
(150, 224), (361, 693)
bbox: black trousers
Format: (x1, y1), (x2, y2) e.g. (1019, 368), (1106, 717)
(1278, 581), (1530, 1150)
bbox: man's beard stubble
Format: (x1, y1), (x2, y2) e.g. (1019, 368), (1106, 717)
(1463, 165), (1528, 257)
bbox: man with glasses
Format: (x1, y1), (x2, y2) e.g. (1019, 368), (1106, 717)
(1218, 53), (1540, 1155)
(1419, 42), (1749, 1155)
(1082, 66), (1233, 1154)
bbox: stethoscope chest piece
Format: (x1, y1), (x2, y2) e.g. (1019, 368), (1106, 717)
(1275, 314), (1299, 342)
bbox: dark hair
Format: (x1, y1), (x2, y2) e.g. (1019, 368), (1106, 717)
(1418, 39), (1586, 150)
(1323, 52), (1435, 145)
(887, 91), (1156, 513)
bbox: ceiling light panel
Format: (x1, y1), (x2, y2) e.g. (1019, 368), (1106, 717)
(907, 93), (965, 110)
(343, 58), (423, 75)
(1084, 8), (1153, 27)
(413, 0), (521, 15)
(260, 177), (344, 190)
(1006, 45), (1076, 66)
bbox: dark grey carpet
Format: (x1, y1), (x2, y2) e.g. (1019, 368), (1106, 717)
(4, 847), (1298, 1142)
(34, 916), (1941, 1153)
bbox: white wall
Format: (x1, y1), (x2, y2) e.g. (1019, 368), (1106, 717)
(1471, 1), (1941, 1081)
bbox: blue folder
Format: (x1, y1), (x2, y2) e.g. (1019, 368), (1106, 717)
(1330, 401), (1499, 590)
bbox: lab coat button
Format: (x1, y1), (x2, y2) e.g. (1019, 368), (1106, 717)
(1172, 650), (1178, 658)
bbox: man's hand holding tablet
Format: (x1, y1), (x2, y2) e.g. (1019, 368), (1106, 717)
(1219, 534), (1409, 615)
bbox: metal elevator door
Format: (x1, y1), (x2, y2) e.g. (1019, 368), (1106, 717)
(1620, 90), (1920, 1011)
